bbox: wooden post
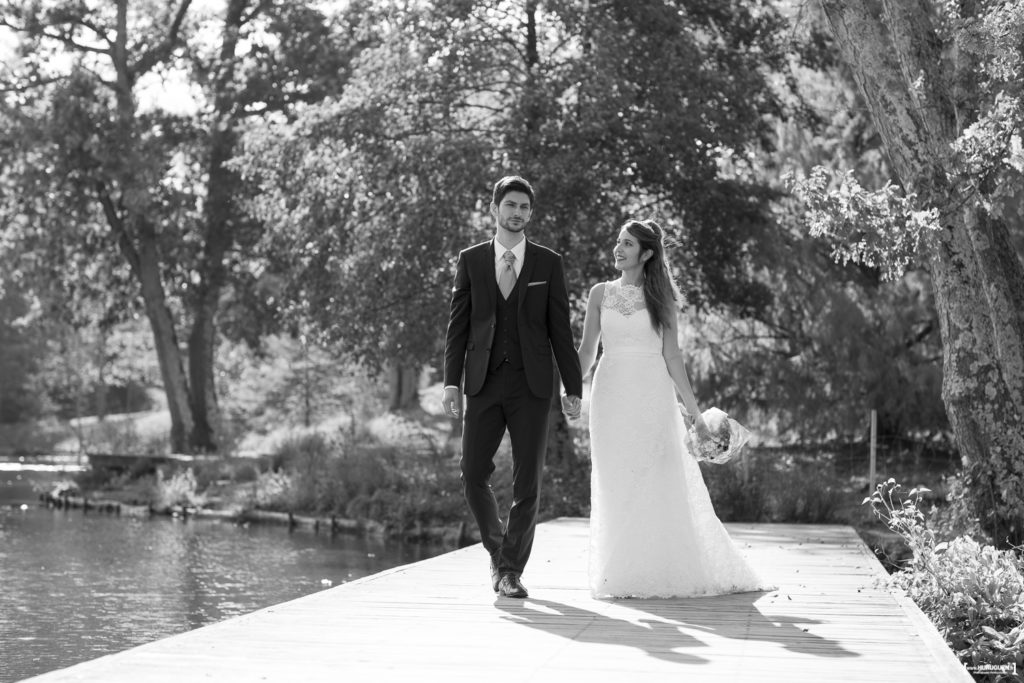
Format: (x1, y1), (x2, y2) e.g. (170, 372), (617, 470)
(869, 409), (877, 491)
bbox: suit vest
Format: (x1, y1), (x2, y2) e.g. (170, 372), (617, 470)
(488, 277), (524, 371)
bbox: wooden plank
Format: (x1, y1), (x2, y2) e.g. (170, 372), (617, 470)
(22, 519), (972, 683)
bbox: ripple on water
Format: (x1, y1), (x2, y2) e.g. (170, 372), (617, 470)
(0, 503), (449, 683)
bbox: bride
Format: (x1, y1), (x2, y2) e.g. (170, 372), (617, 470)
(576, 219), (772, 599)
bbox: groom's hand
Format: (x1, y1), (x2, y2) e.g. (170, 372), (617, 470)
(561, 394), (582, 420)
(441, 386), (460, 418)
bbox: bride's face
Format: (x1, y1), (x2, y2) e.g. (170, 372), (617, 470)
(613, 228), (647, 271)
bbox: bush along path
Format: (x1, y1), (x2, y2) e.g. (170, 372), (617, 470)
(863, 479), (1024, 678)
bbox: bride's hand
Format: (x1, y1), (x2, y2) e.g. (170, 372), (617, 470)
(561, 394), (582, 420)
(693, 415), (712, 442)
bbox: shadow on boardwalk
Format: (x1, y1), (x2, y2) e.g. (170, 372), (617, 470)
(495, 592), (859, 666)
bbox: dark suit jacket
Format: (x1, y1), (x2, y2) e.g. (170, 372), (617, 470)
(444, 239), (583, 400)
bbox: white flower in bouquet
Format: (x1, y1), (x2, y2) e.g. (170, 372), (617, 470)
(688, 407), (751, 465)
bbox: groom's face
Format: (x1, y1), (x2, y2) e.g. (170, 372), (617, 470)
(491, 191), (533, 233)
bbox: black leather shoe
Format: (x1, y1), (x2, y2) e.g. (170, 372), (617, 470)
(490, 553), (500, 593)
(498, 573), (528, 598)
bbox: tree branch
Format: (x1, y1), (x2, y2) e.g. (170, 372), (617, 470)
(0, 75), (66, 93)
(38, 27), (110, 56)
(95, 180), (142, 278)
(240, 0), (273, 27)
(132, 0), (194, 78)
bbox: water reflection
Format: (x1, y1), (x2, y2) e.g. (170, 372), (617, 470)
(0, 469), (449, 682)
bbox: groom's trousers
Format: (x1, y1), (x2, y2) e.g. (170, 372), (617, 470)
(461, 363), (551, 577)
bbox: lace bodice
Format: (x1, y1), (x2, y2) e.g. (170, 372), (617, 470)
(602, 280), (646, 316)
(600, 280), (661, 355)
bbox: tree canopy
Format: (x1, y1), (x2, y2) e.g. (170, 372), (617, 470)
(237, 0), (804, 373)
(0, 0), (379, 450)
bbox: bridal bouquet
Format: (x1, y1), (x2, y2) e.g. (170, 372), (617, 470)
(688, 407), (751, 465)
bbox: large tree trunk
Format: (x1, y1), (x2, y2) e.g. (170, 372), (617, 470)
(819, 0), (1024, 544)
(101, 199), (194, 453)
(184, 0), (249, 452)
(929, 211), (1024, 545)
(131, 218), (194, 453)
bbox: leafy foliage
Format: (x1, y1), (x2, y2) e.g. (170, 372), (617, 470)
(683, 56), (949, 442)
(0, 289), (46, 423)
(865, 479), (1024, 677)
(0, 0), (387, 449)
(787, 167), (940, 281)
(235, 0), (805, 370)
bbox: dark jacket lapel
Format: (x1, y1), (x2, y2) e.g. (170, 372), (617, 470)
(484, 239), (497, 314)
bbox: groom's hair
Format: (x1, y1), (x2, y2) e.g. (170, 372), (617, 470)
(492, 176), (535, 208)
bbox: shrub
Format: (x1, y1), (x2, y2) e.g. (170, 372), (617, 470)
(928, 472), (991, 544)
(771, 466), (841, 523)
(700, 457), (771, 522)
(259, 431), (469, 532)
(542, 456), (591, 519)
(865, 479), (1024, 679)
(248, 468), (292, 509)
(151, 467), (206, 509)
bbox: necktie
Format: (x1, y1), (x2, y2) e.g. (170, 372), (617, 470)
(498, 250), (517, 299)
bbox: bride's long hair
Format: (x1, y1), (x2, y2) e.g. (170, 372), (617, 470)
(623, 219), (681, 334)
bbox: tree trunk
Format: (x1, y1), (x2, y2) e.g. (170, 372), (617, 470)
(95, 325), (108, 420)
(129, 225), (195, 453)
(819, 0), (1024, 544)
(142, 290), (193, 454)
(183, 0), (249, 452)
(185, 114), (232, 453)
(387, 362), (420, 411)
(97, 183), (194, 453)
(929, 212), (1024, 545)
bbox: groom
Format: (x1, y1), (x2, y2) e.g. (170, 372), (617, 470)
(442, 175), (582, 599)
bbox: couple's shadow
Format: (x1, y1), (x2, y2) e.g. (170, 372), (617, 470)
(493, 592), (859, 665)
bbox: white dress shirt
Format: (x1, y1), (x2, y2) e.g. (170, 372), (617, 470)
(494, 237), (526, 282)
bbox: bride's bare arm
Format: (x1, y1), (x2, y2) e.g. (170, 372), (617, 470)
(661, 313), (707, 433)
(576, 282), (605, 380)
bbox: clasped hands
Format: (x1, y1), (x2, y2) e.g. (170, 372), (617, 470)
(561, 394), (582, 420)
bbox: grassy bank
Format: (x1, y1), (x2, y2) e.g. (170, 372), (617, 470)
(50, 398), (958, 558)
(7, 335), (959, 555)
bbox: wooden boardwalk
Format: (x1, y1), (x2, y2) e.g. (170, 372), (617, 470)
(23, 519), (970, 683)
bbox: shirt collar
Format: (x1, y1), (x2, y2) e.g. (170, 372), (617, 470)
(493, 237), (526, 265)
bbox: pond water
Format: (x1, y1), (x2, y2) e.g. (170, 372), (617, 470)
(0, 466), (451, 682)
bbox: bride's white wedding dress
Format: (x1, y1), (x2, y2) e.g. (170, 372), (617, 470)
(588, 280), (772, 599)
